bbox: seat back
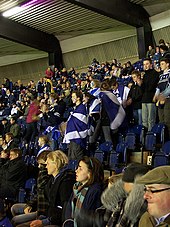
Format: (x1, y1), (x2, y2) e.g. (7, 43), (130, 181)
(145, 132), (156, 151)
(124, 132), (136, 150)
(162, 141), (170, 155)
(151, 123), (165, 144)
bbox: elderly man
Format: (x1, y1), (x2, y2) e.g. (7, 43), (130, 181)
(137, 166), (170, 227)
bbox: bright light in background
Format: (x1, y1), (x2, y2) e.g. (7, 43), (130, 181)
(21, 0), (39, 7)
(2, 6), (23, 17)
(2, 0), (40, 17)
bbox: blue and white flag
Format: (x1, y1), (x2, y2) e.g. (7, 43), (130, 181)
(87, 98), (101, 136)
(63, 103), (88, 148)
(89, 87), (101, 98)
(99, 91), (126, 130)
(89, 98), (101, 115)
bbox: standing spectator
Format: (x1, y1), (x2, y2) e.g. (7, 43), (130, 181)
(127, 70), (143, 125)
(24, 95), (40, 144)
(141, 58), (159, 131)
(63, 90), (88, 162)
(45, 67), (53, 79)
(36, 78), (44, 97)
(154, 58), (170, 140)
(99, 80), (126, 148)
(160, 45), (170, 59)
(146, 45), (155, 59)
(137, 166), (170, 227)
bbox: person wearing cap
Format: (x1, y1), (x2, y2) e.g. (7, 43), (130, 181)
(137, 166), (170, 227)
(76, 163), (151, 227)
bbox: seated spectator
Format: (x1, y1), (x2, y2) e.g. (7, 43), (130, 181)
(0, 150), (10, 179)
(0, 148), (27, 199)
(0, 118), (10, 137)
(137, 166), (170, 227)
(3, 132), (18, 151)
(11, 150), (51, 227)
(64, 156), (104, 226)
(37, 135), (51, 157)
(0, 198), (12, 227)
(0, 136), (5, 152)
(9, 116), (20, 142)
(76, 163), (151, 227)
(29, 150), (76, 227)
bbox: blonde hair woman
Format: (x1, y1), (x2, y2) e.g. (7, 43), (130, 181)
(30, 150), (75, 227)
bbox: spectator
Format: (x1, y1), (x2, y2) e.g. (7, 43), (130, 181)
(137, 166), (170, 227)
(0, 118), (10, 137)
(160, 45), (170, 59)
(76, 163), (151, 227)
(4, 132), (18, 151)
(146, 45), (155, 59)
(64, 156), (104, 226)
(9, 116), (20, 142)
(154, 58), (170, 140)
(24, 94), (41, 144)
(63, 90), (88, 162)
(29, 150), (75, 227)
(127, 70), (143, 125)
(37, 135), (51, 157)
(141, 58), (159, 131)
(0, 148), (27, 199)
(11, 150), (51, 227)
(99, 80), (126, 148)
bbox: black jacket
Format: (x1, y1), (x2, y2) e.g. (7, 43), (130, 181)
(44, 168), (76, 226)
(0, 157), (27, 198)
(128, 82), (143, 109)
(141, 69), (159, 103)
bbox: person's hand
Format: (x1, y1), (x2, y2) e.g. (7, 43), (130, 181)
(30, 220), (43, 227)
(24, 206), (32, 214)
(157, 94), (166, 102)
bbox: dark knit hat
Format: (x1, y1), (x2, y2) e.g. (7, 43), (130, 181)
(122, 163), (151, 183)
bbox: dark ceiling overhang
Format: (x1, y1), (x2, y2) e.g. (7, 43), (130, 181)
(65, 0), (153, 58)
(65, 0), (150, 28)
(0, 15), (61, 53)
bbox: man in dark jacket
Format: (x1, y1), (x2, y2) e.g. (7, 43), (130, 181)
(141, 58), (159, 131)
(0, 148), (27, 199)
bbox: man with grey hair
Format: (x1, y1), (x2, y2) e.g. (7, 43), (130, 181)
(137, 166), (170, 227)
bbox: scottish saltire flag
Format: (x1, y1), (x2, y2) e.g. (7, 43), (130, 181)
(89, 98), (101, 115)
(88, 98), (101, 136)
(63, 103), (88, 148)
(99, 91), (126, 130)
(89, 87), (101, 97)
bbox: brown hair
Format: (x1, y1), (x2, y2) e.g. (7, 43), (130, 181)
(78, 156), (104, 186)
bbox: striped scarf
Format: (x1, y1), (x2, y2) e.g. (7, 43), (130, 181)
(71, 182), (89, 226)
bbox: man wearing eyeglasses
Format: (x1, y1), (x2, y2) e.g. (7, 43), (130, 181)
(137, 166), (170, 227)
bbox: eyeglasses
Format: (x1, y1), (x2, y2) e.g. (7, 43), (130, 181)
(144, 187), (170, 194)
